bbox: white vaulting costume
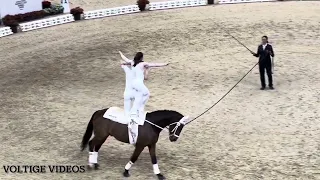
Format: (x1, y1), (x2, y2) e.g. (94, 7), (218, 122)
(119, 51), (140, 145)
(119, 51), (144, 116)
(127, 62), (148, 145)
(123, 64), (140, 145)
(130, 63), (150, 124)
(119, 51), (168, 145)
(119, 51), (135, 116)
(122, 65), (135, 116)
(130, 61), (168, 124)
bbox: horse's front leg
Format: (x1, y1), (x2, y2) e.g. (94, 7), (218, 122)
(148, 143), (166, 180)
(123, 145), (145, 177)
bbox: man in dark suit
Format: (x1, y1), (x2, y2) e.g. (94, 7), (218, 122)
(252, 36), (275, 90)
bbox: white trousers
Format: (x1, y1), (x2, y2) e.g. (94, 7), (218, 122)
(130, 81), (150, 119)
(124, 88), (135, 116)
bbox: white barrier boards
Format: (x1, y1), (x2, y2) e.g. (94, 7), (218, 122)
(219, 0), (276, 4)
(19, 14), (75, 32)
(84, 5), (140, 20)
(0, 27), (13, 38)
(149, 0), (207, 10)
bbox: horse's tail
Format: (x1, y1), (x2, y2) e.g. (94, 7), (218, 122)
(80, 111), (97, 151)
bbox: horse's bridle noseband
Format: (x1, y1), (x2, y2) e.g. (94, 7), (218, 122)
(169, 116), (189, 138)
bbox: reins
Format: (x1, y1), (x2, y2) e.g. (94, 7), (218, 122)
(186, 62), (258, 125)
(145, 24), (259, 128)
(186, 24), (259, 124)
(146, 61), (258, 129)
(145, 120), (168, 132)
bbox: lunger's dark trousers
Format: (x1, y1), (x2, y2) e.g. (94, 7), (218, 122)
(259, 63), (273, 88)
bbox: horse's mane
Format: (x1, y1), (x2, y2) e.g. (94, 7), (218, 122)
(147, 110), (183, 123)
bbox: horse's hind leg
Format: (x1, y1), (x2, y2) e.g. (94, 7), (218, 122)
(123, 145), (145, 177)
(88, 134), (109, 170)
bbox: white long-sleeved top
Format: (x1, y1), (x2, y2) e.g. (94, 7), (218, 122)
(119, 51), (135, 89)
(132, 64), (145, 83)
(119, 51), (168, 84)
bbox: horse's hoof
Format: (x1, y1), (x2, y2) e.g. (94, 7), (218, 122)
(156, 174), (166, 180)
(87, 164), (99, 170)
(123, 169), (130, 177)
(94, 164), (99, 170)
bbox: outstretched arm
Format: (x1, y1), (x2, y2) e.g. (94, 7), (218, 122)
(144, 68), (149, 80)
(119, 51), (133, 63)
(145, 62), (169, 68)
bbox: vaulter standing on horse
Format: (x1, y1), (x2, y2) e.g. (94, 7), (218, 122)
(128, 52), (168, 124)
(119, 51), (169, 144)
(119, 51), (135, 117)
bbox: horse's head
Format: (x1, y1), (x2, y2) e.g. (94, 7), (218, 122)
(147, 110), (191, 142)
(168, 115), (190, 142)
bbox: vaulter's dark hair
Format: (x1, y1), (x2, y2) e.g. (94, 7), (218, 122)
(133, 52), (144, 67)
(262, 36), (269, 43)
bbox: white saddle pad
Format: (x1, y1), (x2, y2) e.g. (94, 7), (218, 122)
(103, 107), (147, 126)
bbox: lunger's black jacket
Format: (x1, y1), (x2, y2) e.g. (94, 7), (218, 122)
(254, 44), (274, 65)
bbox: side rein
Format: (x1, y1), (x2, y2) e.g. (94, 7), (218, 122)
(144, 116), (190, 138)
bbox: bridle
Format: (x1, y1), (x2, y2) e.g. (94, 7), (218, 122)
(145, 116), (190, 138)
(168, 116), (189, 138)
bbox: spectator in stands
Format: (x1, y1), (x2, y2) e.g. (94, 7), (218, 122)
(252, 36), (275, 90)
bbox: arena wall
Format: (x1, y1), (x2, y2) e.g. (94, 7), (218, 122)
(0, 0), (279, 38)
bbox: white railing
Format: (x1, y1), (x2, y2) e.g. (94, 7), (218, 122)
(149, 0), (207, 10)
(0, 0), (280, 37)
(19, 14), (74, 32)
(0, 27), (13, 38)
(218, 0), (276, 4)
(84, 5), (140, 20)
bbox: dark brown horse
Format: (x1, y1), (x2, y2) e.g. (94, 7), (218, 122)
(80, 108), (190, 180)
